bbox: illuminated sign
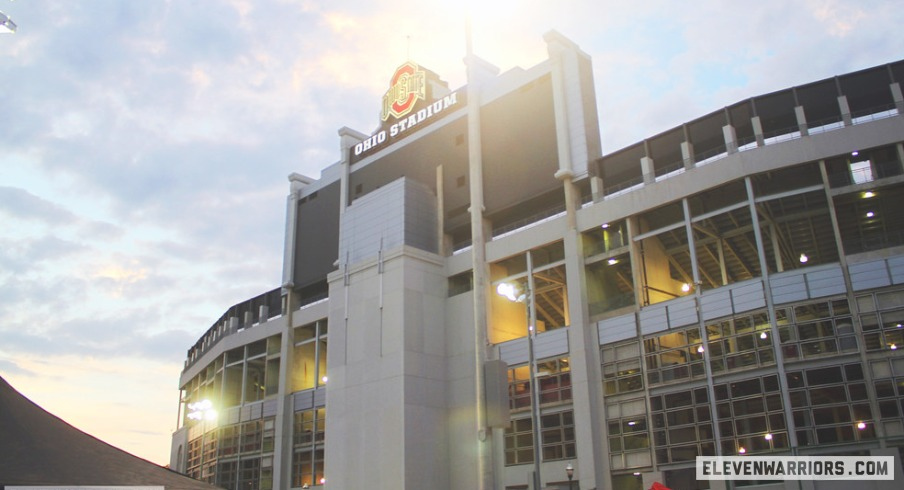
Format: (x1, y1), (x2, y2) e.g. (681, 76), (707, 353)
(354, 92), (460, 157)
(381, 62), (426, 121)
(350, 62), (465, 162)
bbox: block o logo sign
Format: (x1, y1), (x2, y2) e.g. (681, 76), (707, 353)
(381, 61), (426, 121)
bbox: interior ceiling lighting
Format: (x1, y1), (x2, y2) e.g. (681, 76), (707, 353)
(866, 211), (875, 218)
(799, 253), (809, 263)
(852, 150), (860, 156)
(681, 283), (691, 293)
(608, 258), (618, 265)
(0, 11), (15, 34)
(863, 191), (875, 198)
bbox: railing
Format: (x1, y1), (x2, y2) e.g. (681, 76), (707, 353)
(654, 160), (685, 180)
(492, 203), (567, 239)
(693, 145), (729, 166)
(603, 175), (645, 198)
(851, 103), (898, 125)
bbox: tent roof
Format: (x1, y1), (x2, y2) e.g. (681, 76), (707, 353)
(0, 376), (217, 490)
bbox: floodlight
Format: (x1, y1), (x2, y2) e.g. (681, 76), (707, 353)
(0, 11), (16, 34)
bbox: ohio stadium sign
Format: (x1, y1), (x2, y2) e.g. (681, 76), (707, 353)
(351, 61), (464, 161)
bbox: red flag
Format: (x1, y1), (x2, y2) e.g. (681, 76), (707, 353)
(650, 482), (672, 490)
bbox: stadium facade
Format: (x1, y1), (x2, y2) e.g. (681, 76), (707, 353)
(169, 32), (904, 490)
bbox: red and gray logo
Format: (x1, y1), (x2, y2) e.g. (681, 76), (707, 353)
(381, 61), (426, 121)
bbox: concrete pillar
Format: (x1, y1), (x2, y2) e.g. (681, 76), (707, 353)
(563, 227), (606, 490)
(641, 156), (655, 184)
(590, 175), (604, 201)
(436, 164), (447, 256)
(838, 95), (853, 126)
(891, 82), (904, 114)
(795, 105), (809, 136)
(722, 124), (738, 154)
(751, 116), (765, 147)
(896, 143), (904, 176)
(681, 141), (695, 170)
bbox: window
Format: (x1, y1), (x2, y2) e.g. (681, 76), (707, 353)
(833, 182), (904, 254)
(714, 375), (788, 455)
(636, 202), (693, 306)
(787, 363), (876, 446)
(706, 312), (775, 374)
(602, 341), (644, 395)
(644, 327), (706, 386)
(504, 410), (576, 466)
(508, 357), (571, 411)
(650, 387), (714, 464)
(292, 320), (328, 392)
(490, 243), (569, 344)
(607, 397), (651, 470)
(779, 300), (858, 362)
(859, 290), (904, 352)
(293, 407), (326, 487)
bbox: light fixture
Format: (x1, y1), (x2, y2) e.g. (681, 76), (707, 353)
(496, 282), (526, 303)
(799, 253), (809, 264)
(697, 345), (705, 354)
(866, 211), (875, 218)
(738, 447), (746, 454)
(852, 151), (859, 156)
(681, 283), (691, 293)
(627, 421), (636, 426)
(764, 433), (773, 441)
(565, 463), (575, 490)
(608, 258), (618, 265)
(857, 421), (867, 430)
(601, 223), (610, 229)
(891, 343), (898, 350)
(0, 11), (15, 34)
(760, 332), (768, 340)
(863, 191), (875, 198)
(186, 399), (218, 422)
(321, 376), (328, 384)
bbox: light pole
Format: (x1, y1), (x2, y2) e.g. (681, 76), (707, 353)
(565, 463), (574, 490)
(497, 252), (542, 489)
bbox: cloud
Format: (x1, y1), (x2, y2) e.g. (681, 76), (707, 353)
(0, 186), (78, 225)
(0, 358), (36, 378)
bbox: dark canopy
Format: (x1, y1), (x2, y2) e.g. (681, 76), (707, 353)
(0, 376), (216, 490)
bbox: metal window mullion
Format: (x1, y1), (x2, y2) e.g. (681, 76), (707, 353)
(745, 176), (799, 449)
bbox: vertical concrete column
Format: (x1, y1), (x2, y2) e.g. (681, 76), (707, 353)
(562, 229), (606, 490)
(722, 124), (738, 154)
(273, 291), (296, 490)
(681, 141), (695, 170)
(896, 143), (904, 176)
(465, 49), (499, 490)
(546, 32), (581, 228)
(751, 116), (765, 147)
(590, 175), (604, 201)
(891, 82), (904, 114)
(838, 95), (853, 126)
(795, 106), (809, 136)
(435, 164), (448, 256)
(641, 156), (655, 184)
(282, 174), (311, 291)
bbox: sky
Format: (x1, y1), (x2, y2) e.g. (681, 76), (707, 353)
(1, 0), (902, 468)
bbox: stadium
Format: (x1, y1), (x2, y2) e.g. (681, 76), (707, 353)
(169, 31), (904, 490)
